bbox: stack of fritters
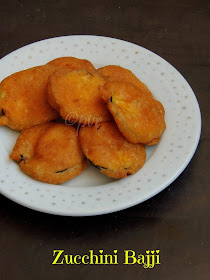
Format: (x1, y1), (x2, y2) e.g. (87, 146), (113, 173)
(0, 57), (166, 184)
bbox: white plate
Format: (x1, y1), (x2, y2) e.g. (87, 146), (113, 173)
(0, 35), (201, 216)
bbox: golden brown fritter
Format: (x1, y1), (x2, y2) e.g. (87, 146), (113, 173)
(97, 65), (153, 97)
(47, 57), (95, 71)
(10, 123), (53, 162)
(47, 69), (112, 125)
(0, 57), (96, 131)
(100, 82), (166, 145)
(0, 65), (59, 131)
(10, 123), (88, 184)
(79, 122), (146, 179)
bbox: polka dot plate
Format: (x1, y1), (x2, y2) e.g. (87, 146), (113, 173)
(0, 35), (201, 216)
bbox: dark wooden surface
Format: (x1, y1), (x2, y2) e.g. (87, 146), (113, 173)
(0, 0), (209, 279)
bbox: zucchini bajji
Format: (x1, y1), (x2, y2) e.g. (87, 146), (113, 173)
(0, 57), (95, 131)
(47, 69), (112, 125)
(79, 122), (146, 179)
(100, 81), (166, 145)
(10, 123), (88, 184)
(97, 65), (153, 98)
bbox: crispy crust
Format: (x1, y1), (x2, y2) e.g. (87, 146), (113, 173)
(97, 65), (153, 98)
(146, 137), (160, 146)
(47, 69), (112, 125)
(10, 123), (88, 184)
(79, 122), (146, 179)
(47, 57), (95, 71)
(0, 57), (96, 131)
(0, 65), (59, 131)
(10, 123), (54, 162)
(100, 81), (166, 145)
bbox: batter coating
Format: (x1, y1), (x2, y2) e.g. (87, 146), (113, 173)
(97, 65), (153, 98)
(47, 69), (112, 125)
(0, 57), (95, 131)
(47, 57), (95, 71)
(0, 65), (59, 131)
(79, 122), (146, 179)
(10, 123), (88, 184)
(100, 81), (166, 145)
(10, 123), (53, 162)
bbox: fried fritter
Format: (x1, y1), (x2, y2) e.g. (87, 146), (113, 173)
(79, 122), (146, 179)
(0, 57), (96, 131)
(47, 69), (112, 125)
(97, 65), (153, 98)
(100, 82), (166, 145)
(47, 57), (95, 71)
(10, 123), (53, 162)
(0, 65), (59, 131)
(10, 123), (87, 184)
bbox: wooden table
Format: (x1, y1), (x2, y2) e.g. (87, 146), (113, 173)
(0, 0), (209, 279)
